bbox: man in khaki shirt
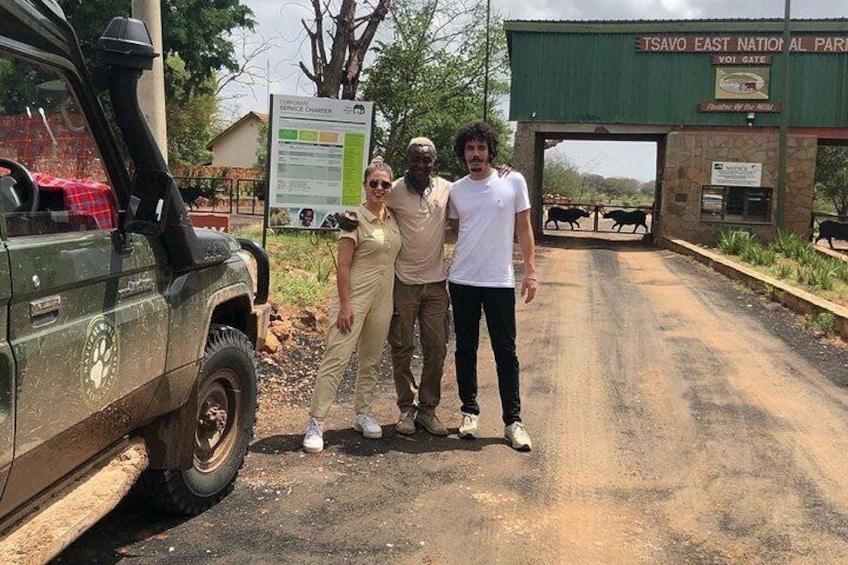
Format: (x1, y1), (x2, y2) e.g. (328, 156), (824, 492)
(386, 138), (452, 436)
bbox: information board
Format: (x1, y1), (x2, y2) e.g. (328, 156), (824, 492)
(710, 161), (762, 187)
(266, 95), (374, 230)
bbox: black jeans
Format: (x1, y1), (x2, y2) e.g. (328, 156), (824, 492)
(448, 282), (521, 425)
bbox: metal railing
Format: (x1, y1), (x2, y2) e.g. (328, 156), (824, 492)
(174, 176), (267, 216)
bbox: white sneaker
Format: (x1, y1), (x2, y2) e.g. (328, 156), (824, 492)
(504, 422), (532, 451)
(458, 412), (479, 439)
(354, 413), (382, 439)
(303, 418), (324, 453)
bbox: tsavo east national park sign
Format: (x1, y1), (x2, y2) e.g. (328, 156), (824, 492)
(637, 35), (848, 53)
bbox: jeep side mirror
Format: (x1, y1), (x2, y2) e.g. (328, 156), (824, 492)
(125, 169), (172, 235)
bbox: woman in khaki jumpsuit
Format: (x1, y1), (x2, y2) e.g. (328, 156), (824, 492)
(303, 161), (401, 453)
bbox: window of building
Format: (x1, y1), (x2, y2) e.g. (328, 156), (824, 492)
(700, 185), (771, 223)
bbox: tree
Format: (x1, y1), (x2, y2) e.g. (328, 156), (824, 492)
(58, 0), (254, 164)
(165, 56), (216, 165)
(59, 1), (254, 97)
(542, 154), (582, 198)
(299, 0), (391, 100)
(815, 145), (848, 217)
(361, 0), (512, 180)
(254, 119), (269, 172)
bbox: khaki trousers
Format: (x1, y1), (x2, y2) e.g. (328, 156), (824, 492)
(309, 294), (394, 418)
(389, 279), (449, 414)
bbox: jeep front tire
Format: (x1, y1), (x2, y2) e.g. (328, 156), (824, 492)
(142, 325), (258, 514)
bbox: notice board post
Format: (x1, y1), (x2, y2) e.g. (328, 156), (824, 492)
(262, 95), (374, 247)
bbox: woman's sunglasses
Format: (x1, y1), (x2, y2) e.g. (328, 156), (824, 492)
(368, 179), (392, 190)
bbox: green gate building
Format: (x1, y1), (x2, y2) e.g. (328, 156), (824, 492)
(505, 19), (848, 243)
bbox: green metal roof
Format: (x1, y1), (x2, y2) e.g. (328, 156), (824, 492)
(505, 19), (848, 128)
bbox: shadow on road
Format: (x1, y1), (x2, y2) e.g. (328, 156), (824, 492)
(251, 427), (507, 458)
(540, 231), (654, 251)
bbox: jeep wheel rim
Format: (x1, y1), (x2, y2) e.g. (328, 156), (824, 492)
(195, 368), (242, 473)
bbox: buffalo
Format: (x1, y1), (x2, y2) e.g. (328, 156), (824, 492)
(545, 206), (591, 230)
(815, 220), (848, 249)
(179, 185), (215, 211)
(602, 209), (649, 233)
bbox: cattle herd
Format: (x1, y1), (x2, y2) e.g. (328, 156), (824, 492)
(544, 206), (650, 233)
(543, 205), (848, 249)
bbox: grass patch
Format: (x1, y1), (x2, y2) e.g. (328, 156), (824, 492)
(716, 228), (753, 255)
(713, 228), (848, 307)
(235, 225), (337, 308)
(801, 312), (837, 335)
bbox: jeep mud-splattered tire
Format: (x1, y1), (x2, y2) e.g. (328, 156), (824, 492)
(142, 325), (258, 515)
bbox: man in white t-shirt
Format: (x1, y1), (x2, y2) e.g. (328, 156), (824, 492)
(447, 122), (537, 451)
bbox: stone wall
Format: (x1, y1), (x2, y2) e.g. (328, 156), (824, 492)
(660, 131), (817, 245)
(514, 122), (545, 234)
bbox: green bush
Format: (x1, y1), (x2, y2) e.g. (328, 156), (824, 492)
(770, 230), (810, 261)
(741, 241), (776, 266)
(795, 263), (835, 291)
(801, 312), (837, 335)
(717, 229), (753, 255)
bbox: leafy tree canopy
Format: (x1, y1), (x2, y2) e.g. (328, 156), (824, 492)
(542, 153), (582, 198)
(58, 0), (254, 97)
(58, 0), (253, 164)
(362, 0), (512, 180)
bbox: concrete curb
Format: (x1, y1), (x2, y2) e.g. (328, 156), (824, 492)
(658, 237), (848, 342)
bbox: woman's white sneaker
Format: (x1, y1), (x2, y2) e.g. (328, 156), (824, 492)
(303, 418), (324, 453)
(354, 413), (383, 439)
(504, 422), (532, 451)
(458, 412), (479, 439)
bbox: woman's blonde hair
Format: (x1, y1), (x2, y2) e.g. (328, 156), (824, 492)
(363, 157), (393, 182)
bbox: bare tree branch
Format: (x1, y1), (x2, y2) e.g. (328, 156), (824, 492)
(215, 31), (276, 98)
(299, 0), (391, 99)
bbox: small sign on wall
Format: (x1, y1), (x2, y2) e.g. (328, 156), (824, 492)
(711, 162), (762, 187)
(715, 67), (770, 100)
(698, 102), (781, 112)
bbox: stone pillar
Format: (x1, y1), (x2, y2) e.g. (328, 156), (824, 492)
(514, 122), (544, 237)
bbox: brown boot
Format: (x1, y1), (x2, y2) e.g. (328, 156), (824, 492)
(415, 411), (448, 436)
(396, 409), (417, 435)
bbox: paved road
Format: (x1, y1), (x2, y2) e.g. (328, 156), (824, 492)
(56, 240), (848, 564)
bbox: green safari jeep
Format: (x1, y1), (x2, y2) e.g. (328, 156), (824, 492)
(0, 1), (271, 560)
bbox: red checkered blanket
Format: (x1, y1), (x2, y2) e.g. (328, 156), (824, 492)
(32, 172), (117, 230)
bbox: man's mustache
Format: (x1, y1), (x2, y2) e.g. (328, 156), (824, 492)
(469, 157), (485, 163)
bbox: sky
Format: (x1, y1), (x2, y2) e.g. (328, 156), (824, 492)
(228, 0), (846, 182)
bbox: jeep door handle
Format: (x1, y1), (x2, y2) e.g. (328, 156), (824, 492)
(30, 295), (61, 325)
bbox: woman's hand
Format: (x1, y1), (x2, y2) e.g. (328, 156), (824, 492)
(336, 304), (354, 334)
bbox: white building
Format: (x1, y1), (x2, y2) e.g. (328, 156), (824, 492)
(206, 111), (268, 168)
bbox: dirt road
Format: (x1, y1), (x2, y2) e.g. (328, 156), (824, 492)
(57, 241), (848, 564)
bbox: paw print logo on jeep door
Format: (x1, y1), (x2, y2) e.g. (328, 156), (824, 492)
(80, 316), (120, 404)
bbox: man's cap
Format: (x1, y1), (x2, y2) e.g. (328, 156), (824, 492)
(407, 137), (436, 154)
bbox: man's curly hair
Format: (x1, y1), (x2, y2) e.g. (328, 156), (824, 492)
(453, 121), (499, 164)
